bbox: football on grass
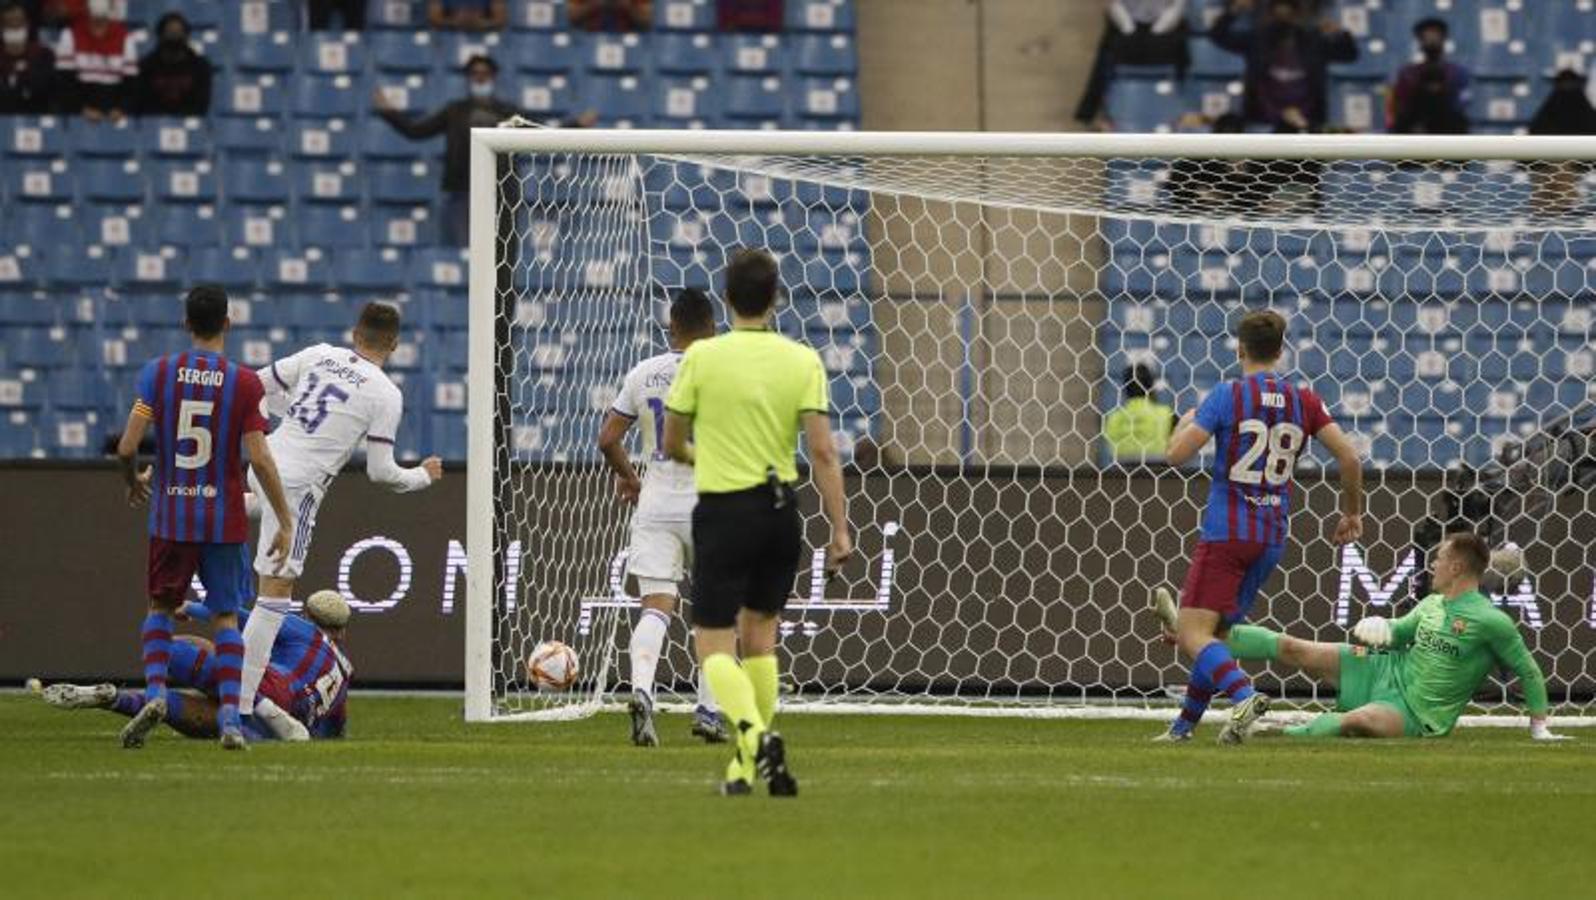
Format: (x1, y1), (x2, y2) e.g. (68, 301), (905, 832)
(527, 641), (579, 692)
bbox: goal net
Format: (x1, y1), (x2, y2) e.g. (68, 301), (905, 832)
(465, 131), (1596, 723)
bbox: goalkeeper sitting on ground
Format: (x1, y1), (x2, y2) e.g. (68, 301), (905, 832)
(1152, 532), (1567, 741)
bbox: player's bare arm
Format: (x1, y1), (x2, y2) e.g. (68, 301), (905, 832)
(244, 430), (294, 565)
(596, 411), (642, 505)
(802, 411), (852, 573)
(115, 410), (153, 507)
(1163, 409), (1211, 467)
(662, 409), (693, 466)
(1315, 421), (1364, 545)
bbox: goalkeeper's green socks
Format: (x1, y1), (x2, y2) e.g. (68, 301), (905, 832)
(1284, 713), (1344, 738)
(743, 654), (779, 727)
(702, 653), (763, 781)
(1226, 624), (1282, 662)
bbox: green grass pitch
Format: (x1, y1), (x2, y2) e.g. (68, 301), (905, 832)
(3, 694), (1594, 899)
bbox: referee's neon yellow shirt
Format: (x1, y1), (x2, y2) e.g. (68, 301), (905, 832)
(665, 327), (830, 494)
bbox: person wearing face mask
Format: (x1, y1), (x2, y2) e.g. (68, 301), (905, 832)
(0, 2), (56, 114)
(1388, 18), (1470, 134)
(54, 0), (136, 122)
(134, 12), (211, 117)
(1210, 0), (1357, 132)
(374, 55), (599, 247)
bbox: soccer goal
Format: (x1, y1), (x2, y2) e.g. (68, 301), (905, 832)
(465, 129), (1596, 724)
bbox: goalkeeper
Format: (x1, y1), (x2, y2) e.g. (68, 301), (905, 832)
(1153, 532), (1567, 740)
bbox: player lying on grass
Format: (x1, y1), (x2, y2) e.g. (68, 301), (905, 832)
(238, 302), (440, 727)
(1151, 532), (1568, 740)
(596, 288), (727, 747)
(43, 591), (353, 743)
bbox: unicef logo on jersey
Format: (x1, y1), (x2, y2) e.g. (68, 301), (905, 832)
(165, 484), (218, 499)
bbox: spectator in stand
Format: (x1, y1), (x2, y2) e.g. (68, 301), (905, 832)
(33, 0), (85, 28)
(427, 0), (507, 31)
(569, 0), (652, 31)
(1210, 0), (1357, 132)
(1103, 363), (1177, 462)
(1075, 1), (1189, 130)
(307, 0), (367, 30)
(1530, 69), (1596, 136)
(1387, 18), (1470, 134)
(1529, 70), (1596, 215)
(135, 12), (210, 117)
(55, 0), (136, 122)
(717, 0), (783, 32)
(0, 2), (55, 114)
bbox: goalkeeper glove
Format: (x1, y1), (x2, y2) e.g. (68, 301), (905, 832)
(1530, 717), (1572, 742)
(1352, 616), (1392, 648)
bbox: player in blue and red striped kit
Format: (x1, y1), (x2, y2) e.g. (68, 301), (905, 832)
(114, 284), (296, 750)
(1158, 310), (1365, 743)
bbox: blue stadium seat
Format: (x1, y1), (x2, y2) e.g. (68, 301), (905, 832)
(503, 31), (575, 73)
(656, 0), (713, 30)
(223, 160), (291, 205)
(151, 161), (218, 204)
(296, 162), (362, 205)
(370, 0), (424, 28)
(298, 205), (368, 250)
(724, 34), (786, 75)
(372, 162), (437, 205)
(435, 32), (506, 71)
(336, 249), (409, 292)
(287, 121), (358, 160)
(217, 75), (287, 118)
(188, 247), (262, 291)
(0, 414), (38, 458)
(787, 0), (854, 31)
(371, 207), (432, 247)
(1471, 80), (1534, 126)
(581, 32), (645, 73)
(291, 76), (362, 120)
(39, 412), (102, 458)
(215, 117), (283, 157)
(265, 254), (333, 291)
(582, 74), (650, 125)
(409, 248), (469, 291)
(221, 205), (286, 250)
(72, 118), (138, 158)
(0, 291), (58, 327)
(44, 246), (114, 290)
(138, 118), (212, 159)
(516, 74), (577, 119)
(2, 117), (68, 159)
(283, 293), (361, 330)
(1106, 78), (1183, 132)
(77, 159), (145, 204)
(654, 75), (717, 125)
(509, 0), (563, 30)
(11, 326), (92, 368)
(1474, 41), (1535, 81)
(220, 0), (296, 37)
(3, 205), (79, 251)
(114, 249), (186, 293)
(234, 32), (297, 73)
(368, 31), (437, 74)
(373, 74), (447, 117)
(301, 35), (365, 75)
(655, 32), (716, 74)
(794, 33), (855, 76)
(724, 76), (786, 120)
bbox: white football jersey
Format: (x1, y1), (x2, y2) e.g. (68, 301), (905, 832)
(611, 351), (697, 523)
(261, 344), (408, 487)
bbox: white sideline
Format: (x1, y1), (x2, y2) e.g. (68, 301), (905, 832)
(471, 128), (1596, 162)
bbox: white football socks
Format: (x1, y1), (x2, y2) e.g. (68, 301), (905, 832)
(629, 608), (670, 699)
(696, 668), (718, 714)
(237, 597), (290, 713)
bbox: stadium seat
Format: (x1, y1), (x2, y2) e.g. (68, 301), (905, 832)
(581, 32), (645, 73)
(292, 76), (363, 120)
(798, 77), (859, 120)
(215, 117), (283, 157)
(151, 162), (218, 205)
(299, 205), (370, 251)
(787, 0), (854, 31)
(508, 0), (563, 30)
(582, 74), (650, 125)
(72, 118), (138, 158)
(372, 162), (437, 206)
(503, 31), (575, 73)
(77, 159), (145, 204)
(217, 76), (287, 118)
(139, 119), (212, 160)
(437, 32), (506, 71)
(409, 248), (469, 291)
(655, 32), (716, 75)
(724, 34), (786, 75)
(2, 117), (68, 159)
(288, 121), (358, 160)
(44, 246), (115, 291)
(656, 0), (713, 30)
(336, 249), (410, 292)
(371, 206), (433, 247)
(301, 35), (366, 75)
(516, 74), (577, 119)
(221, 0), (296, 37)
(3, 205), (79, 251)
(223, 160), (291, 205)
(39, 411), (102, 458)
(1105, 79), (1183, 132)
(370, 0), (424, 29)
(234, 32), (297, 73)
(795, 33), (855, 76)
(0, 291), (58, 327)
(114, 249), (186, 293)
(724, 76), (786, 120)
(0, 414), (38, 458)
(266, 254), (334, 291)
(1471, 80), (1534, 127)
(188, 247), (262, 291)
(296, 162), (362, 205)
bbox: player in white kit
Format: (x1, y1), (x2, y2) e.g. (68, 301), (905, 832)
(237, 302), (442, 717)
(597, 289), (726, 746)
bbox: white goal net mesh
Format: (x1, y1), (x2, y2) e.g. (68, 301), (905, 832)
(474, 138), (1596, 722)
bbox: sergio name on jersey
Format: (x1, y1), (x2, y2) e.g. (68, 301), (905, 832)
(611, 351), (698, 522)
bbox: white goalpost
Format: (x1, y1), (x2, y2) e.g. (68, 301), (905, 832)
(465, 129), (1596, 724)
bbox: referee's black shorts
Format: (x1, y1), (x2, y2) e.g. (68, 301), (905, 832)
(690, 483), (803, 629)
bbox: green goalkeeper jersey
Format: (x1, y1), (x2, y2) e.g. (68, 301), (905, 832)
(1388, 590), (1550, 735)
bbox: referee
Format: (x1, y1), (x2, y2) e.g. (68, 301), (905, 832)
(663, 248), (852, 797)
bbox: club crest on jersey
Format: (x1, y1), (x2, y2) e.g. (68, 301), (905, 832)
(1451, 618), (1468, 636)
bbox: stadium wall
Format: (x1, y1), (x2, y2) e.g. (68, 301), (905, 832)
(11, 462), (1592, 696)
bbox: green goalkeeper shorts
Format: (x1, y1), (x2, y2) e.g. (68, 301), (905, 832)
(1336, 645), (1425, 737)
